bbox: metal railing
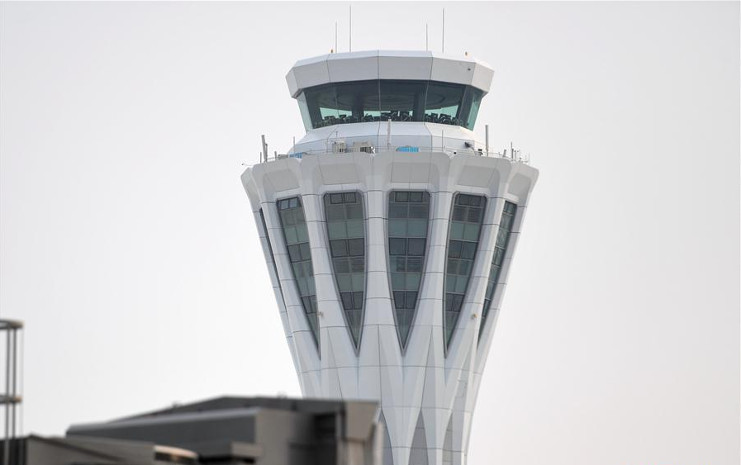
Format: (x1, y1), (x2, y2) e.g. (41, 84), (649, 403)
(251, 144), (530, 165)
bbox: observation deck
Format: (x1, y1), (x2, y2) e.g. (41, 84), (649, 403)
(281, 50), (504, 158)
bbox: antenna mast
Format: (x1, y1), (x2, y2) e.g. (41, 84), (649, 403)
(442, 8), (445, 53)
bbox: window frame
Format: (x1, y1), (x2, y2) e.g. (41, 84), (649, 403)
(385, 189), (433, 352)
(322, 190), (368, 352)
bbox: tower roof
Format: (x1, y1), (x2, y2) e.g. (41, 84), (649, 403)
(286, 50), (494, 98)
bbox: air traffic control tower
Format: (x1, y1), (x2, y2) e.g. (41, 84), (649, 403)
(241, 51), (538, 465)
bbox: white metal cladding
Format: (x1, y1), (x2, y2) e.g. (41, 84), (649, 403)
(241, 151), (537, 465)
(286, 51), (495, 98)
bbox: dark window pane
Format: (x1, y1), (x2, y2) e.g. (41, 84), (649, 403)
(389, 204), (408, 218)
(452, 294), (464, 311)
(344, 192), (357, 203)
(467, 207), (482, 223)
(330, 239), (348, 257)
(334, 257), (350, 273)
(299, 242), (312, 260)
(348, 238), (365, 256)
(389, 238), (407, 255)
(380, 80), (426, 121)
(346, 204), (363, 220)
(407, 257), (423, 272)
(353, 291), (364, 309)
(350, 257), (364, 272)
(394, 291), (406, 309)
(288, 244), (302, 262)
(396, 191), (409, 202)
(453, 206), (466, 221)
(330, 193), (344, 204)
(409, 205), (428, 218)
(458, 260), (471, 276)
(493, 248), (504, 265)
(445, 294), (454, 312)
(448, 240), (462, 258)
(504, 201), (517, 214)
(408, 238), (425, 256)
(341, 292), (354, 310)
(326, 205), (345, 221)
(409, 192), (423, 202)
(461, 242), (476, 260)
(405, 291), (418, 309)
(501, 213), (514, 230)
(425, 82), (464, 125)
(281, 210), (296, 226)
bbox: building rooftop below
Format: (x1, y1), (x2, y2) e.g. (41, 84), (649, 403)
(61, 395), (380, 465)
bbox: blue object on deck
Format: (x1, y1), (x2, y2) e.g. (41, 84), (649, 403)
(396, 146), (419, 153)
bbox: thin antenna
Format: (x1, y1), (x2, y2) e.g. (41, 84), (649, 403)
(335, 22), (338, 52)
(425, 24), (429, 51)
(349, 5), (352, 52)
(485, 124), (490, 156)
(387, 119), (391, 151)
(442, 8), (445, 53)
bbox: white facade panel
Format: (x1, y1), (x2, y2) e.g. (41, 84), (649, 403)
(328, 52), (379, 82)
(379, 54), (433, 80)
(429, 55), (476, 88)
(287, 50), (493, 97)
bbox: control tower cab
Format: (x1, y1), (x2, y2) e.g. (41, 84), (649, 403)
(287, 50), (495, 155)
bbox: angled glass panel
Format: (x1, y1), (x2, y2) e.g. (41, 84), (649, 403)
(259, 209), (287, 308)
(444, 194), (486, 350)
(300, 80), (486, 129)
(388, 191), (430, 349)
(324, 192), (366, 348)
(425, 82), (465, 127)
(277, 197), (319, 348)
(380, 80), (426, 122)
(479, 201), (517, 339)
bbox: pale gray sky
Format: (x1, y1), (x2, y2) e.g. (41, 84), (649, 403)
(0, 2), (738, 464)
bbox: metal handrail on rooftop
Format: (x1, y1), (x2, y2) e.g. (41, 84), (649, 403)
(260, 145), (530, 164)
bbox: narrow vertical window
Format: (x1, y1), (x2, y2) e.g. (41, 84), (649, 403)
(324, 192), (366, 348)
(259, 209), (286, 307)
(277, 197), (319, 348)
(479, 201), (517, 339)
(444, 194), (486, 349)
(388, 191), (430, 349)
